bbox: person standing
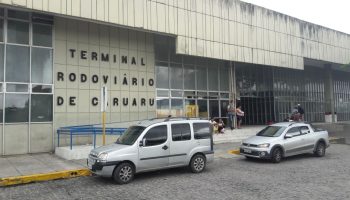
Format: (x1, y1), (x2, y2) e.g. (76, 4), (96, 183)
(227, 100), (235, 130)
(236, 105), (244, 129)
(297, 104), (305, 121)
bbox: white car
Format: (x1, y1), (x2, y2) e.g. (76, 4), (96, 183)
(87, 118), (214, 184)
(240, 122), (329, 163)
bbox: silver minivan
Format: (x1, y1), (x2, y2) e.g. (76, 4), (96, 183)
(87, 118), (214, 184)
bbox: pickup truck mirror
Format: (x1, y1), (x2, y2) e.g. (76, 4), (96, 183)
(301, 130), (309, 135)
(139, 138), (146, 147)
(284, 133), (293, 139)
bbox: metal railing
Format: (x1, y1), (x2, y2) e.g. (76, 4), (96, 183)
(57, 125), (126, 150)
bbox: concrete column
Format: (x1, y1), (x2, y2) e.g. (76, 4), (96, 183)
(229, 62), (237, 129)
(324, 64), (335, 122)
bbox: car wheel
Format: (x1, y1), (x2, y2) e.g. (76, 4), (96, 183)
(113, 162), (135, 184)
(271, 148), (283, 163)
(190, 154), (206, 173)
(314, 142), (326, 157)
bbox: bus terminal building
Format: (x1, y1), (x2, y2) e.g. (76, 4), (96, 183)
(0, 0), (349, 155)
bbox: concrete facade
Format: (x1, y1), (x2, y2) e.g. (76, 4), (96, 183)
(0, 1), (349, 155)
(0, 0), (349, 69)
(53, 17), (156, 147)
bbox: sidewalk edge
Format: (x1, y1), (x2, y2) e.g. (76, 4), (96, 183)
(0, 168), (91, 187)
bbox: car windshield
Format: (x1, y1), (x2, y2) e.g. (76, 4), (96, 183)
(256, 126), (286, 137)
(115, 126), (146, 145)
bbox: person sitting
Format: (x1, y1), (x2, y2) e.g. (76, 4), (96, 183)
(210, 118), (219, 134)
(218, 119), (225, 134)
(290, 106), (301, 121)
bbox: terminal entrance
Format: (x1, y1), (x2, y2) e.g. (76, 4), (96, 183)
(239, 97), (275, 125)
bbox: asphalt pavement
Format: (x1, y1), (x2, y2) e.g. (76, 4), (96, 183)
(1, 143), (349, 200)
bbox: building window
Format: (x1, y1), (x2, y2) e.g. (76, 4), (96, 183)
(0, 93), (3, 122)
(31, 47), (53, 84)
(5, 94), (29, 123)
(31, 94), (52, 122)
(7, 20), (29, 44)
(184, 65), (195, 90)
(0, 19), (3, 42)
(208, 67), (218, 91)
(0, 44), (3, 81)
(0, 8), (53, 124)
(156, 62), (169, 89)
(170, 63), (183, 89)
(33, 24), (52, 47)
(6, 45), (30, 82)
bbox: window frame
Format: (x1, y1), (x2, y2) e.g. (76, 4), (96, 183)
(286, 127), (302, 137)
(142, 125), (168, 147)
(0, 8), (54, 124)
(171, 123), (191, 141)
(193, 122), (212, 140)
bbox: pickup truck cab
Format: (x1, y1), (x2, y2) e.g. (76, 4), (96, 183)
(240, 122), (329, 163)
(87, 118), (214, 184)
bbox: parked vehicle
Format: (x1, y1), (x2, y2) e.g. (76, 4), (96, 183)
(87, 118), (214, 184)
(240, 122), (329, 163)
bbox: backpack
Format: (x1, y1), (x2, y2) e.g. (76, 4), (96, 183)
(298, 107), (304, 115)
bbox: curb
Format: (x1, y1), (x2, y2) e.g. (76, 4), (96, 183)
(329, 137), (346, 144)
(0, 168), (91, 187)
(228, 149), (240, 155)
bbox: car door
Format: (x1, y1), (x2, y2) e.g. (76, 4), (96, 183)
(283, 127), (303, 156)
(169, 122), (193, 166)
(299, 126), (315, 152)
(138, 124), (170, 171)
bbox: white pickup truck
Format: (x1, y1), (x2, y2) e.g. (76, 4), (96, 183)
(240, 122), (329, 163)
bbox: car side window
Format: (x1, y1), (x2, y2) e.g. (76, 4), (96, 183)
(299, 126), (310, 135)
(143, 125), (167, 146)
(193, 123), (212, 139)
(286, 127), (301, 137)
(171, 123), (191, 141)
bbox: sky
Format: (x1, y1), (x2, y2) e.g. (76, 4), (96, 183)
(240, 0), (350, 34)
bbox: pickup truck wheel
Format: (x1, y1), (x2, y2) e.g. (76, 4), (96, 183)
(113, 162), (135, 184)
(271, 148), (282, 163)
(314, 142), (326, 157)
(190, 154), (206, 173)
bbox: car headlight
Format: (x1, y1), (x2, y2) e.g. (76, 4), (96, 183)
(257, 143), (270, 148)
(98, 153), (108, 161)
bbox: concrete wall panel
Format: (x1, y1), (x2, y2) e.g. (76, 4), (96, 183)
(4, 124), (29, 155)
(30, 124), (53, 153)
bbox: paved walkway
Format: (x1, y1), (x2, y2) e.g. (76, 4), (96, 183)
(213, 125), (264, 144)
(0, 153), (86, 179)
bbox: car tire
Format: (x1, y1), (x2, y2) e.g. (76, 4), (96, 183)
(314, 142), (326, 157)
(190, 154), (206, 173)
(271, 148), (283, 163)
(113, 162), (135, 184)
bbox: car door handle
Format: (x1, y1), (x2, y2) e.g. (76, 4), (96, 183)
(162, 145), (168, 150)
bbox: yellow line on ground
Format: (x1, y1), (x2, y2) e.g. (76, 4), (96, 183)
(0, 168), (91, 187)
(228, 149), (240, 155)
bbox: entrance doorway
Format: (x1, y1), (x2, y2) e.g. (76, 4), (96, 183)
(239, 97), (275, 125)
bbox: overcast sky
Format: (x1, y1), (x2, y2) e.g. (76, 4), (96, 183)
(240, 0), (350, 34)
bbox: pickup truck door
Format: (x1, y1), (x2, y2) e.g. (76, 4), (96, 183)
(299, 126), (315, 152)
(283, 127), (304, 156)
